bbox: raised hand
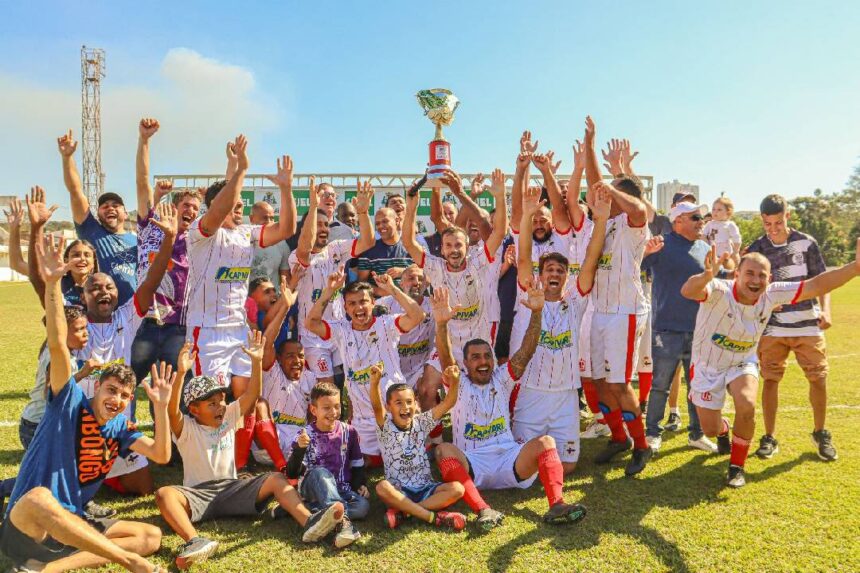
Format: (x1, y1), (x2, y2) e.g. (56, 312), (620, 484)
(232, 135), (249, 171)
(584, 116), (596, 144)
(226, 141), (238, 164)
(572, 140), (586, 171)
(281, 285), (299, 309)
(326, 268), (346, 292)
(57, 129), (78, 156)
(520, 280), (545, 312)
(503, 243), (516, 266)
(489, 168), (506, 201)
(151, 202), (179, 238)
(37, 233), (72, 283)
(620, 139), (639, 173)
(265, 155), (294, 188)
(139, 118), (160, 140)
(176, 342), (197, 374)
(644, 236), (665, 257)
(430, 286), (459, 324)
(3, 197), (24, 228)
(439, 169), (463, 196)
(547, 150), (561, 174)
(602, 139), (624, 175)
(77, 358), (103, 379)
(470, 173), (486, 198)
(520, 130), (539, 155)
(289, 263), (306, 289)
(441, 364), (460, 387)
(591, 182), (612, 221)
(369, 364), (383, 386)
(704, 244), (730, 277)
(241, 329), (266, 362)
(522, 185), (546, 218)
(153, 179), (173, 205)
(26, 186), (58, 228)
(353, 180), (373, 214)
(143, 361), (177, 407)
(373, 272), (397, 295)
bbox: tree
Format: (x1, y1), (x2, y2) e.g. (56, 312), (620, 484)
(790, 190), (849, 266)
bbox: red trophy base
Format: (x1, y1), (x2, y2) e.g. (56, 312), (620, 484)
(427, 139), (451, 188)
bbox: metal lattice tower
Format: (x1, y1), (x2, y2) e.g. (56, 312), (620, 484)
(81, 46), (106, 210)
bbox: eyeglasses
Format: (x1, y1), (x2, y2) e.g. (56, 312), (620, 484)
(689, 214), (704, 222)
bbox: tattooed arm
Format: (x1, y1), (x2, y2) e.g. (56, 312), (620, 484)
(507, 283), (545, 379)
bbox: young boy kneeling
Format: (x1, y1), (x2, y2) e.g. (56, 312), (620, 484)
(156, 335), (349, 570)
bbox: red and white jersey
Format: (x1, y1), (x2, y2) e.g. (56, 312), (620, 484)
(376, 295), (435, 381)
(449, 363), (519, 452)
(185, 221), (263, 328)
(567, 218), (595, 276)
(692, 279), (803, 373)
(513, 227), (575, 278)
(289, 239), (357, 338)
(509, 285), (588, 391)
(419, 243), (502, 361)
(592, 213), (650, 315)
(322, 314), (407, 423)
(262, 363), (315, 445)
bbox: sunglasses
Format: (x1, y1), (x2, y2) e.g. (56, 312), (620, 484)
(689, 214), (704, 222)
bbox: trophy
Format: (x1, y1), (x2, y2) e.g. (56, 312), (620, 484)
(416, 88), (460, 188)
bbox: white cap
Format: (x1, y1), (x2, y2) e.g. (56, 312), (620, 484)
(669, 202), (708, 222)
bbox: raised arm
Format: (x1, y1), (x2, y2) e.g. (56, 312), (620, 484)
(225, 141), (239, 180)
(681, 245), (727, 301)
(368, 365), (385, 428)
(200, 135), (248, 236)
(601, 138), (625, 177)
(512, 131), (537, 233)
(431, 286), (458, 371)
(294, 176), (319, 266)
(795, 238), (860, 302)
(577, 184), (612, 294)
(169, 342), (196, 438)
(26, 186), (59, 307)
(620, 138), (639, 178)
(351, 180), (376, 255)
(57, 130), (88, 224)
(134, 202), (178, 313)
(432, 365), (461, 420)
(262, 283), (297, 370)
(486, 168), (508, 254)
(518, 185), (545, 281)
(4, 198), (28, 276)
(38, 234), (74, 394)
(429, 185), (452, 233)
(238, 331), (266, 416)
(261, 154), (298, 245)
(136, 118), (160, 217)
(533, 151), (571, 232)
(508, 283), (545, 379)
(305, 269), (345, 339)
(130, 361), (177, 464)
(373, 273), (425, 331)
(402, 190), (428, 263)
(583, 116), (603, 202)
(566, 140), (587, 230)
(445, 170), (492, 241)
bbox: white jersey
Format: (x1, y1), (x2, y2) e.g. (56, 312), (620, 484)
(692, 279), (802, 373)
(592, 213), (650, 315)
(290, 239), (357, 338)
(513, 226), (576, 277)
(262, 364), (315, 448)
(323, 314), (407, 423)
(567, 218), (595, 275)
(703, 220), (741, 258)
(420, 243), (502, 361)
(376, 295), (434, 381)
(185, 221), (263, 328)
(449, 363), (519, 452)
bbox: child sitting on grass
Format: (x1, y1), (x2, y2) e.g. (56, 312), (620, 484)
(370, 364), (467, 531)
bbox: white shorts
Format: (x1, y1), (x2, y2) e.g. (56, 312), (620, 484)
(578, 304), (594, 378)
(466, 442), (538, 490)
(106, 449), (148, 479)
(300, 331), (343, 380)
(190, 324), (252, 382)
(689, 362), (759, 410)
(589, 312), (647, 384)
(352, 415), (381, 456)
(637, 312), (652, 374)
(511, 387), (581, 463)
(252, 423), (300, 466)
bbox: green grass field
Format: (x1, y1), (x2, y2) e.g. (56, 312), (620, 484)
(1, 281), (859, 572)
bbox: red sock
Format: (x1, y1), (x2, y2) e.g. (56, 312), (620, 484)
(537, 448), (564, 507)
(624, 413), (648, 450)
(438, 457), (489, 513)
(638, 372), (653, 403)
(254, 419), (286, 470)
(604, 409), (628, 443)
(235, 414), (256, 469)
(582, 380), (601, 416)
(730, 434), (751, 467)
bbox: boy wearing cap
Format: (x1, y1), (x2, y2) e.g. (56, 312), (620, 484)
(156, 334), (347, 570)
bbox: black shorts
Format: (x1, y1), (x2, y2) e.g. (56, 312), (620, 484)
(170, 474), (271, 523)
(0, 512), (114, 567)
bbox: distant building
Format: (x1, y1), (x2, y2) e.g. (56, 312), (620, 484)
(655, 180), (699, 212)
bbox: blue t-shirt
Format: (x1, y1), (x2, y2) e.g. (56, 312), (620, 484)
(356, 239), (413, 286)
(75, 212), (138, 306)
(7, 380), (142, 517)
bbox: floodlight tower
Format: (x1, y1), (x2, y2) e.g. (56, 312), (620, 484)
(81, 46), (105, 211)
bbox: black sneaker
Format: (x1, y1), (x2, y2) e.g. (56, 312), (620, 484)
(594, 438), (633, 464)
(624, 447), (653, 476)
(811, 429), (838, 461)
(664, 412), (682, 432)
(542, 502), (587, 525)
(726, 464), (746, 488)
(302, 502), (344, 543)
(754, 434), (779, 459)
(717, 433), (731, 455)
(84, 500), (117, 519)
(476, 508), (505, 531)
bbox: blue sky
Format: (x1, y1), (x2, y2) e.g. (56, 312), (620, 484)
(2, 1), (859, 218)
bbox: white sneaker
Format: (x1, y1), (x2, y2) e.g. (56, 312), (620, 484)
(688, 435), (718, 453)
(582, 419), (612, 439)
(646, 435), (662, 452)
(334, 517), (361, 549)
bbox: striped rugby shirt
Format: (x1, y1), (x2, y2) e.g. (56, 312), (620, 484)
(747, 230), (826, 337)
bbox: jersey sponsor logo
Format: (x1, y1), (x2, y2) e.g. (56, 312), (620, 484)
(312, 288), (341, 302)
(710, 333), (756, 353)
(398, 339), (430, 357)
(597, 254), (613, 270)
(272, 411), (307, 426)
(463, 416), (507, 441)
(348, 361), (385, 384)
(215, 266), (251, 282)
(538, 330), (573, 350)
(453, 303), (479, 321)
(316, 357), (330, 373)
(531, 260), (581, 276)
(75, 408), (120, 485)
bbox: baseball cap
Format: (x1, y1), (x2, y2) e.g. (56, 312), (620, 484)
(97, 192), (125, 207)
(671, 192), (697, 206)
(669, 202), (708, 222)
(183, 375), (226, 405)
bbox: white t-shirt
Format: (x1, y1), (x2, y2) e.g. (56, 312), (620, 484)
(75, 299), (144, 397)
(185, 221), (263, 328)
(376, 295), (435, 381)
(377, 410), (437, 490)
(691, 279), (802, 374)
(703, 220), (741, 258)
(289, 239), (357, 338)
(449, 363), (519, 452)
(263, 364), (315, 450)
(592, 213), (650, 315)
(175, 400), (243, 487)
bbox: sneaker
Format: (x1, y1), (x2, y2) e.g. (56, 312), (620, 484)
(334, 517), (361, 549)
(754, 435), (779, 459)
(688, 435), (718, 453)
(664, 412), (682, 432)
(625, 447), (653, 476)
(581, 419), (612, 439)
(811, 429), (838, 461)
(594, 438), (633, 464)
(175, 536), (218, 570)
(302, 502), (344, 543)
(384, 508), (405, 529)
(434, 511), (467, 531)
(543, 502), (587, 525)
(84, 500), (117, 519)
(476, 507), (505, 531)
(717, 434), (731, 455)
(726, 464), (746, 488)
(579, 399), (593, 420)
(646, 435), (662, 452)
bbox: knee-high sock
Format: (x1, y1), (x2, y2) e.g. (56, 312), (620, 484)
(730, 434), (752, 467)
(537, 449), (564, 507)
(624, 414), (648, 450)
(604, 409), (628, 443)
(235, 414), (256, 469)
(254, 419), (286, 470)
(582, 380), (602, 418)
(438, 457), (489, 513)
(638, 372), (653, 404)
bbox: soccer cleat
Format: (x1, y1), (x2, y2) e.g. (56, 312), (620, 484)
(754, 435), (779, 459)
(84, 500), (117, 519)
(625, 447), (653, 476)
(688, 435), (718, 453)
(811, 429), (838, 461)
(385, 508), (405, 529)
(302, 502), (344, 543)
(726, 464), (746, 488)
(334, 517), (361, 549)
(646, 435), (662, 452)
(434, 511), (467, 531)
(476, 507), (505, 531)
(594, 438), (633, 464)
(542, 502), (587, 525)
(175, 536), (219, 570)
(581, 419), (612, 439)
(717, 434), (731, 455)
(664, 412), (682, 432)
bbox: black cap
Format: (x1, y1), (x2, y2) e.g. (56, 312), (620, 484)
(97, 192), (125, 207)
(672, 192), (696, 206)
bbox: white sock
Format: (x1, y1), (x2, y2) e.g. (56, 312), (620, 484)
(670, 407), (680, 415)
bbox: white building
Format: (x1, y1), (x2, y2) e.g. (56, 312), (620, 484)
(655, 180), (699, 212)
